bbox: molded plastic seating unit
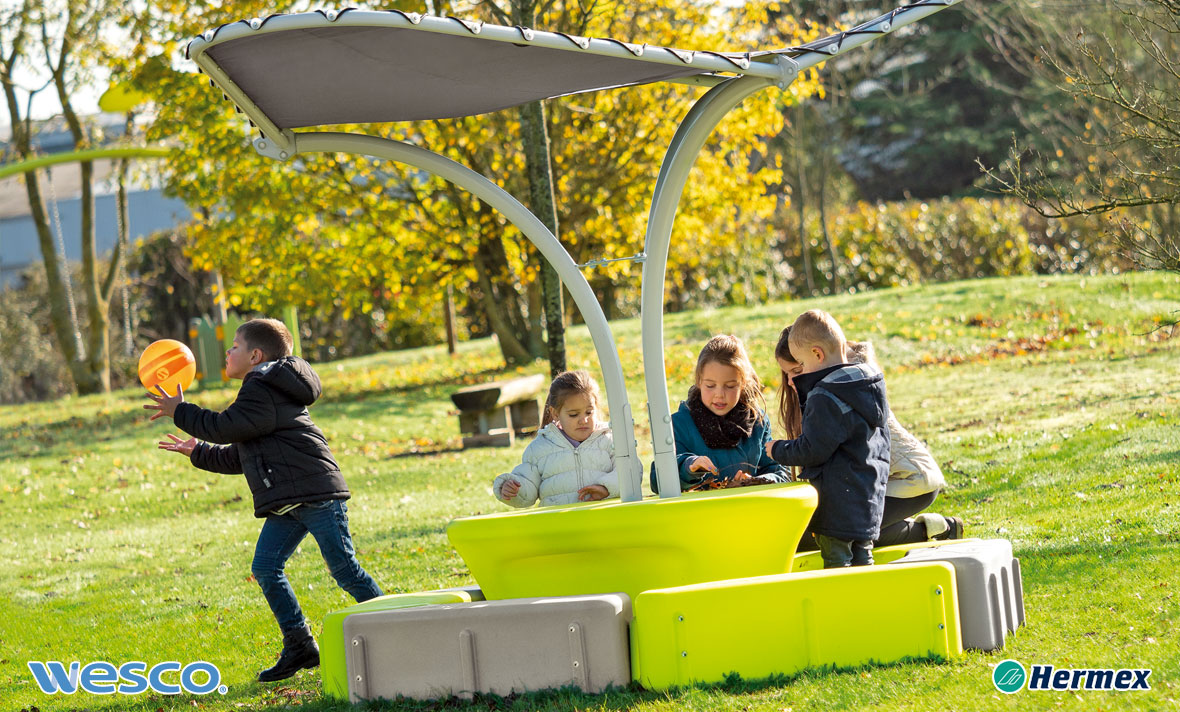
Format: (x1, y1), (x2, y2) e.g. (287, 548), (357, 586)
(447, 483), (818, 601)
(888, 539), (1024, 651)
(631, 562), (961, 690)
(341, 594), (632, 701)
(321, 589), (483, 700)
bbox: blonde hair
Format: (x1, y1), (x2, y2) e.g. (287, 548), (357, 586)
(788, 309), (846, 363)
(774, 326), (802, 439)
(694, 335), (765, 419)
(846, 340), (882, 372)
(541, 370), (601, 427)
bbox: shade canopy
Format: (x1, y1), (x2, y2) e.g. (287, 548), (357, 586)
(205, 26), (720, 127)
(188, 2), (961, 132)
(187, 3), (975, 130)
(190, 11), (791, 129)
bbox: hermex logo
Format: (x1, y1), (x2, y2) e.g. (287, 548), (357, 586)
(992, 659), (1151, 693)
(993, 659), (1026, 694)
(27, 661), (227, 695)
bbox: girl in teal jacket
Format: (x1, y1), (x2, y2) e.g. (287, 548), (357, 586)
(651, 334), (788, 493)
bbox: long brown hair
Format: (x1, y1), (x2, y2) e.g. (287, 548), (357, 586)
(775, 326), (802, 439)
(694, 335), (766, 421)
(540, 370), (601, 427)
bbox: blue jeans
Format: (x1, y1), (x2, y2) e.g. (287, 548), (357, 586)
(252, 499), (383, 635)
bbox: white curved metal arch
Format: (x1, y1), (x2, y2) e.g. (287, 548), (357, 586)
(269, 131), (644, 502)
(640, 74), (784, 497)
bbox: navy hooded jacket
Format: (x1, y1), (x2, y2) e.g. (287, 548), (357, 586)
(770, 363), (890, 541)
(175, 356), (350, 517)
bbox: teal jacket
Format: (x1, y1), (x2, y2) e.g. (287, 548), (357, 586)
(650, 400), (789, 494)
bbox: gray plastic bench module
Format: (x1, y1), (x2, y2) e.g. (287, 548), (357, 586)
(889, 539), (1025, 651)
(343, 593), (632, 701)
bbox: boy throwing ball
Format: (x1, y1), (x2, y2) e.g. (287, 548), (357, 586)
(145, 318), (383, 682)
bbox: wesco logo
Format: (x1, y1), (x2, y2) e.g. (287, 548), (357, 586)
(27, 661), (227, 695)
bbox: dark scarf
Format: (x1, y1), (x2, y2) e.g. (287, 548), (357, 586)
(686, 386), (757, 449)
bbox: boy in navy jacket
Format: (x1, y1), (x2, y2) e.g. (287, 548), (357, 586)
(146, 318), (383, 681)
(766, 310), (890, 567)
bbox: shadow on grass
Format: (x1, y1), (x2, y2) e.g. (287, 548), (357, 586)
(1136, 448), (1180, 466)
(249, 654), (955, 712)
(316, 365), (514, 406)
(386, 522), (449, 542)
(389, 446), (466, 459)
(0, 409), (153, 462)
(1016, 536), (1179, 589)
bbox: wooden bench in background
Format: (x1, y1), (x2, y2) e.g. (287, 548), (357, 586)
(450, 374), (546, 448)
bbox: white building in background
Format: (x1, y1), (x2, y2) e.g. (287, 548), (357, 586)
(0, 113), (191, 287)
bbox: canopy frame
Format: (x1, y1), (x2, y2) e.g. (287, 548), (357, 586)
(187, 0), (965, 502)
(261, 131), (645, 501)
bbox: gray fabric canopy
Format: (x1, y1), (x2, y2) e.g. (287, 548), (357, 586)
(188, 3), (959, 129)
(205, 25), (708, 127)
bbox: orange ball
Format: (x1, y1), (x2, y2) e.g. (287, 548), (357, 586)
(139, 339), (196, 396)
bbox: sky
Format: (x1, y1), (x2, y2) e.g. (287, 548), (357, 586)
(0, 72), (105, 135)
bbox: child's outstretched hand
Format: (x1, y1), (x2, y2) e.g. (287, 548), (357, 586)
(688, 456), (719, 475)
(158, 433), (196, 456)
(144, 384), (185, 421)
(577, 484), (609, 502)
(765, 439), (779, 458)
(499, 478), (521, 500)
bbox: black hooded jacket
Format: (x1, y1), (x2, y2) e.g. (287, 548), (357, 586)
(175, 357), (349, 517)
(770, 363), (890, 541)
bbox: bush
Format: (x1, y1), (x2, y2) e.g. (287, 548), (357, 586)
(1, 257), (152, 405)
(781, 197), (1130, 296)
(0, 272), (73, 403)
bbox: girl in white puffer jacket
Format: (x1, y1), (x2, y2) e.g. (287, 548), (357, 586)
(493, 370), (619, 507)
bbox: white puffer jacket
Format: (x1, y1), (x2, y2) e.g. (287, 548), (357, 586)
(492, 423), (618, 507)
(848, 341), (946, 498)
(884, 411), (946, 497)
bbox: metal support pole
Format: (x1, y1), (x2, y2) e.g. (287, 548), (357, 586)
(640, 73), (791, 498)
(271, 131), (644, 502)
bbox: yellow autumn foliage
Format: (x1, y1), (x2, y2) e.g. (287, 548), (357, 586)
(138, 0), (818, 357)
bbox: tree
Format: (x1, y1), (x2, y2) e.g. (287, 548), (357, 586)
(978, 0), (1180, 277)
(0, 0), (125, 394)
(767, 0), (1033, 203)
(761, 2), (866, 296)
(484, 0), (568, 377)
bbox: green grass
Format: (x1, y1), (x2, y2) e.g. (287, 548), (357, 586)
(2, 272), (1178, 711)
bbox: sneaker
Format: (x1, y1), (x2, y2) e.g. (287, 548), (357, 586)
(932, 516), (964, 541)
(258, 627), (320, 682)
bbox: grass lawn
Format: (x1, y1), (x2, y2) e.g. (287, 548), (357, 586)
(1, 272), (1178, 711)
